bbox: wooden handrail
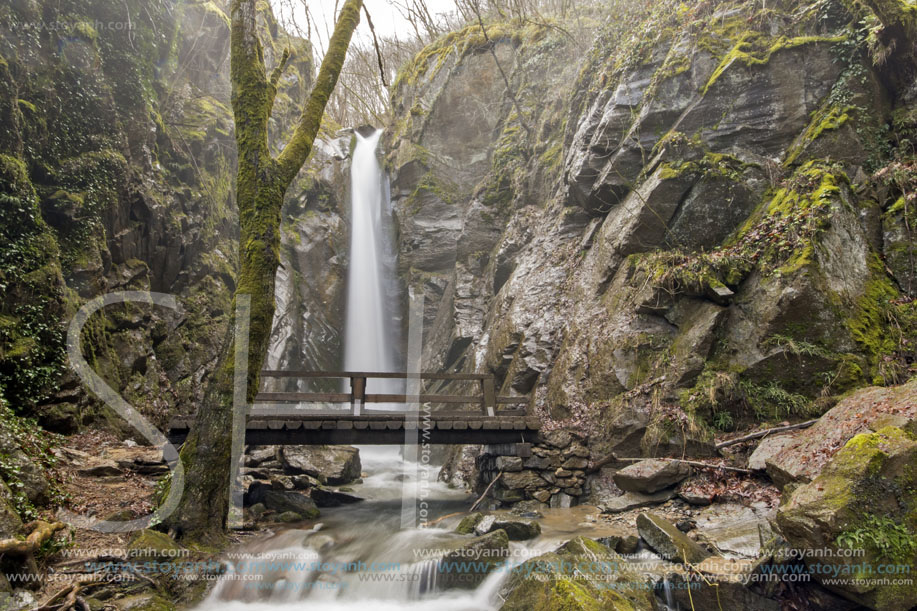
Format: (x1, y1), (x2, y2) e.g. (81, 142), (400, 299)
(255, 392), (531, 405)
(261, 370), (491, 381)
(258, 371), (531, 417)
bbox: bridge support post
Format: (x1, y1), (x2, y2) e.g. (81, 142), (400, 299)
(482, 376), (496, 418)
(351, 376), (366, 416)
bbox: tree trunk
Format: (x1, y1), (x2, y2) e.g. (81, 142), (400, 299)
(164, 0), (363, 546)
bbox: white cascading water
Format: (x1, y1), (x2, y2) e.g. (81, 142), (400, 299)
(343, 129), (401, 402)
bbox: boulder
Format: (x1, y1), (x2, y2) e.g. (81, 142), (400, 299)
(473, 515), (541, 541)
(636, 512), (712, 565)
(262, 491), (320, 520)
(500, 537), (654, 610)
(660, 570), (779, 611)
(765, 380), (917, 488)
(455, 513), (484, 535)
(599, 489), (675, 514)
(776, 427), (917, 611)
(244, 480), (271, 506)
(278, 446), (361, 485)
(77, 460), (122, 477)
(693, 503), (775, 558)
(309, 487), (364, 508)
(437, 529), (510, 590)
(613, 459), (691, 493)
(747, 434), (796, 471)
(245, 446), (275, 467)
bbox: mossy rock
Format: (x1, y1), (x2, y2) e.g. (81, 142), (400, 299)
(455, 512), (484, 534)
(776, 426), (917, 611)
(500, 537), (654, 611)
(0, 479), (23, 538)
(276, 511), (303, 523)
(127, 530), (184, 561)
(636, 512), (711, 565)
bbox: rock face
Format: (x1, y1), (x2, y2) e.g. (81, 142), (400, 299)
(263, 135), (351, 387)
(0, 425), (48, 505)
(613, 459), (691, 494)
(636, 512), (712, 565)
(278, 446), (362, 486)
(776, 426), (917, 611)
(386, 1), (917, 493)
(0, 480), (22, 538)
(765, 379), (917, 487)
(0, 0), (344, 441)
(499, 537), (654, 610)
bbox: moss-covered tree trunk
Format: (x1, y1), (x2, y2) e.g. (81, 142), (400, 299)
(165, 0), (362, 545)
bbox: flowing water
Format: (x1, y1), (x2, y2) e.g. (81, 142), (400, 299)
(199, 449), (512, 610)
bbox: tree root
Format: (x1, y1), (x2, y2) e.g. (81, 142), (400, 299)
(32, 581), (93, 611)
(0, 520), (66, 554)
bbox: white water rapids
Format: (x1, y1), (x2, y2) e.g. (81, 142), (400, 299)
(197, 449), (513, 610)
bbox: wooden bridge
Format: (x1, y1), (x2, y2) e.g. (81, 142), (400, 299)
(167, 371), (539, 445)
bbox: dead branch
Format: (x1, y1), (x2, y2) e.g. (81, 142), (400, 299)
(423, 511), (465, 528)
(362, 5), (388, 87)
(715, 419), (818, 450)
(470, 471), (504, 512)
(613, 457), (754, 475)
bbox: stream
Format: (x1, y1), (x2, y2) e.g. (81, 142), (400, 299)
(197, 448), (508, 610)
(197, 447), (638, 610)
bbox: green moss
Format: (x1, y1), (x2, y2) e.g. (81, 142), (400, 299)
(786, 104), (855, 166)
(455, 512), (484, 534)
(843, 257), (916, 385)
(501, 538), (651, 611)
(71, 20), (99, 44)
(657, 151), (755, 182)
(703, 34), (846, 94)
(392, 20), (550, 92)
(405, 171), (460, 213)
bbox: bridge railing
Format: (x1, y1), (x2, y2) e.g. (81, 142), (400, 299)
(257, 371), (530, 418)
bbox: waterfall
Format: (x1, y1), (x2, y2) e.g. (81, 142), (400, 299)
(343, 129), (402, 403)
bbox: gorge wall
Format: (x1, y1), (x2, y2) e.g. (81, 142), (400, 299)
(0, 0), (338, 433)
(383, 0), (917, 501)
